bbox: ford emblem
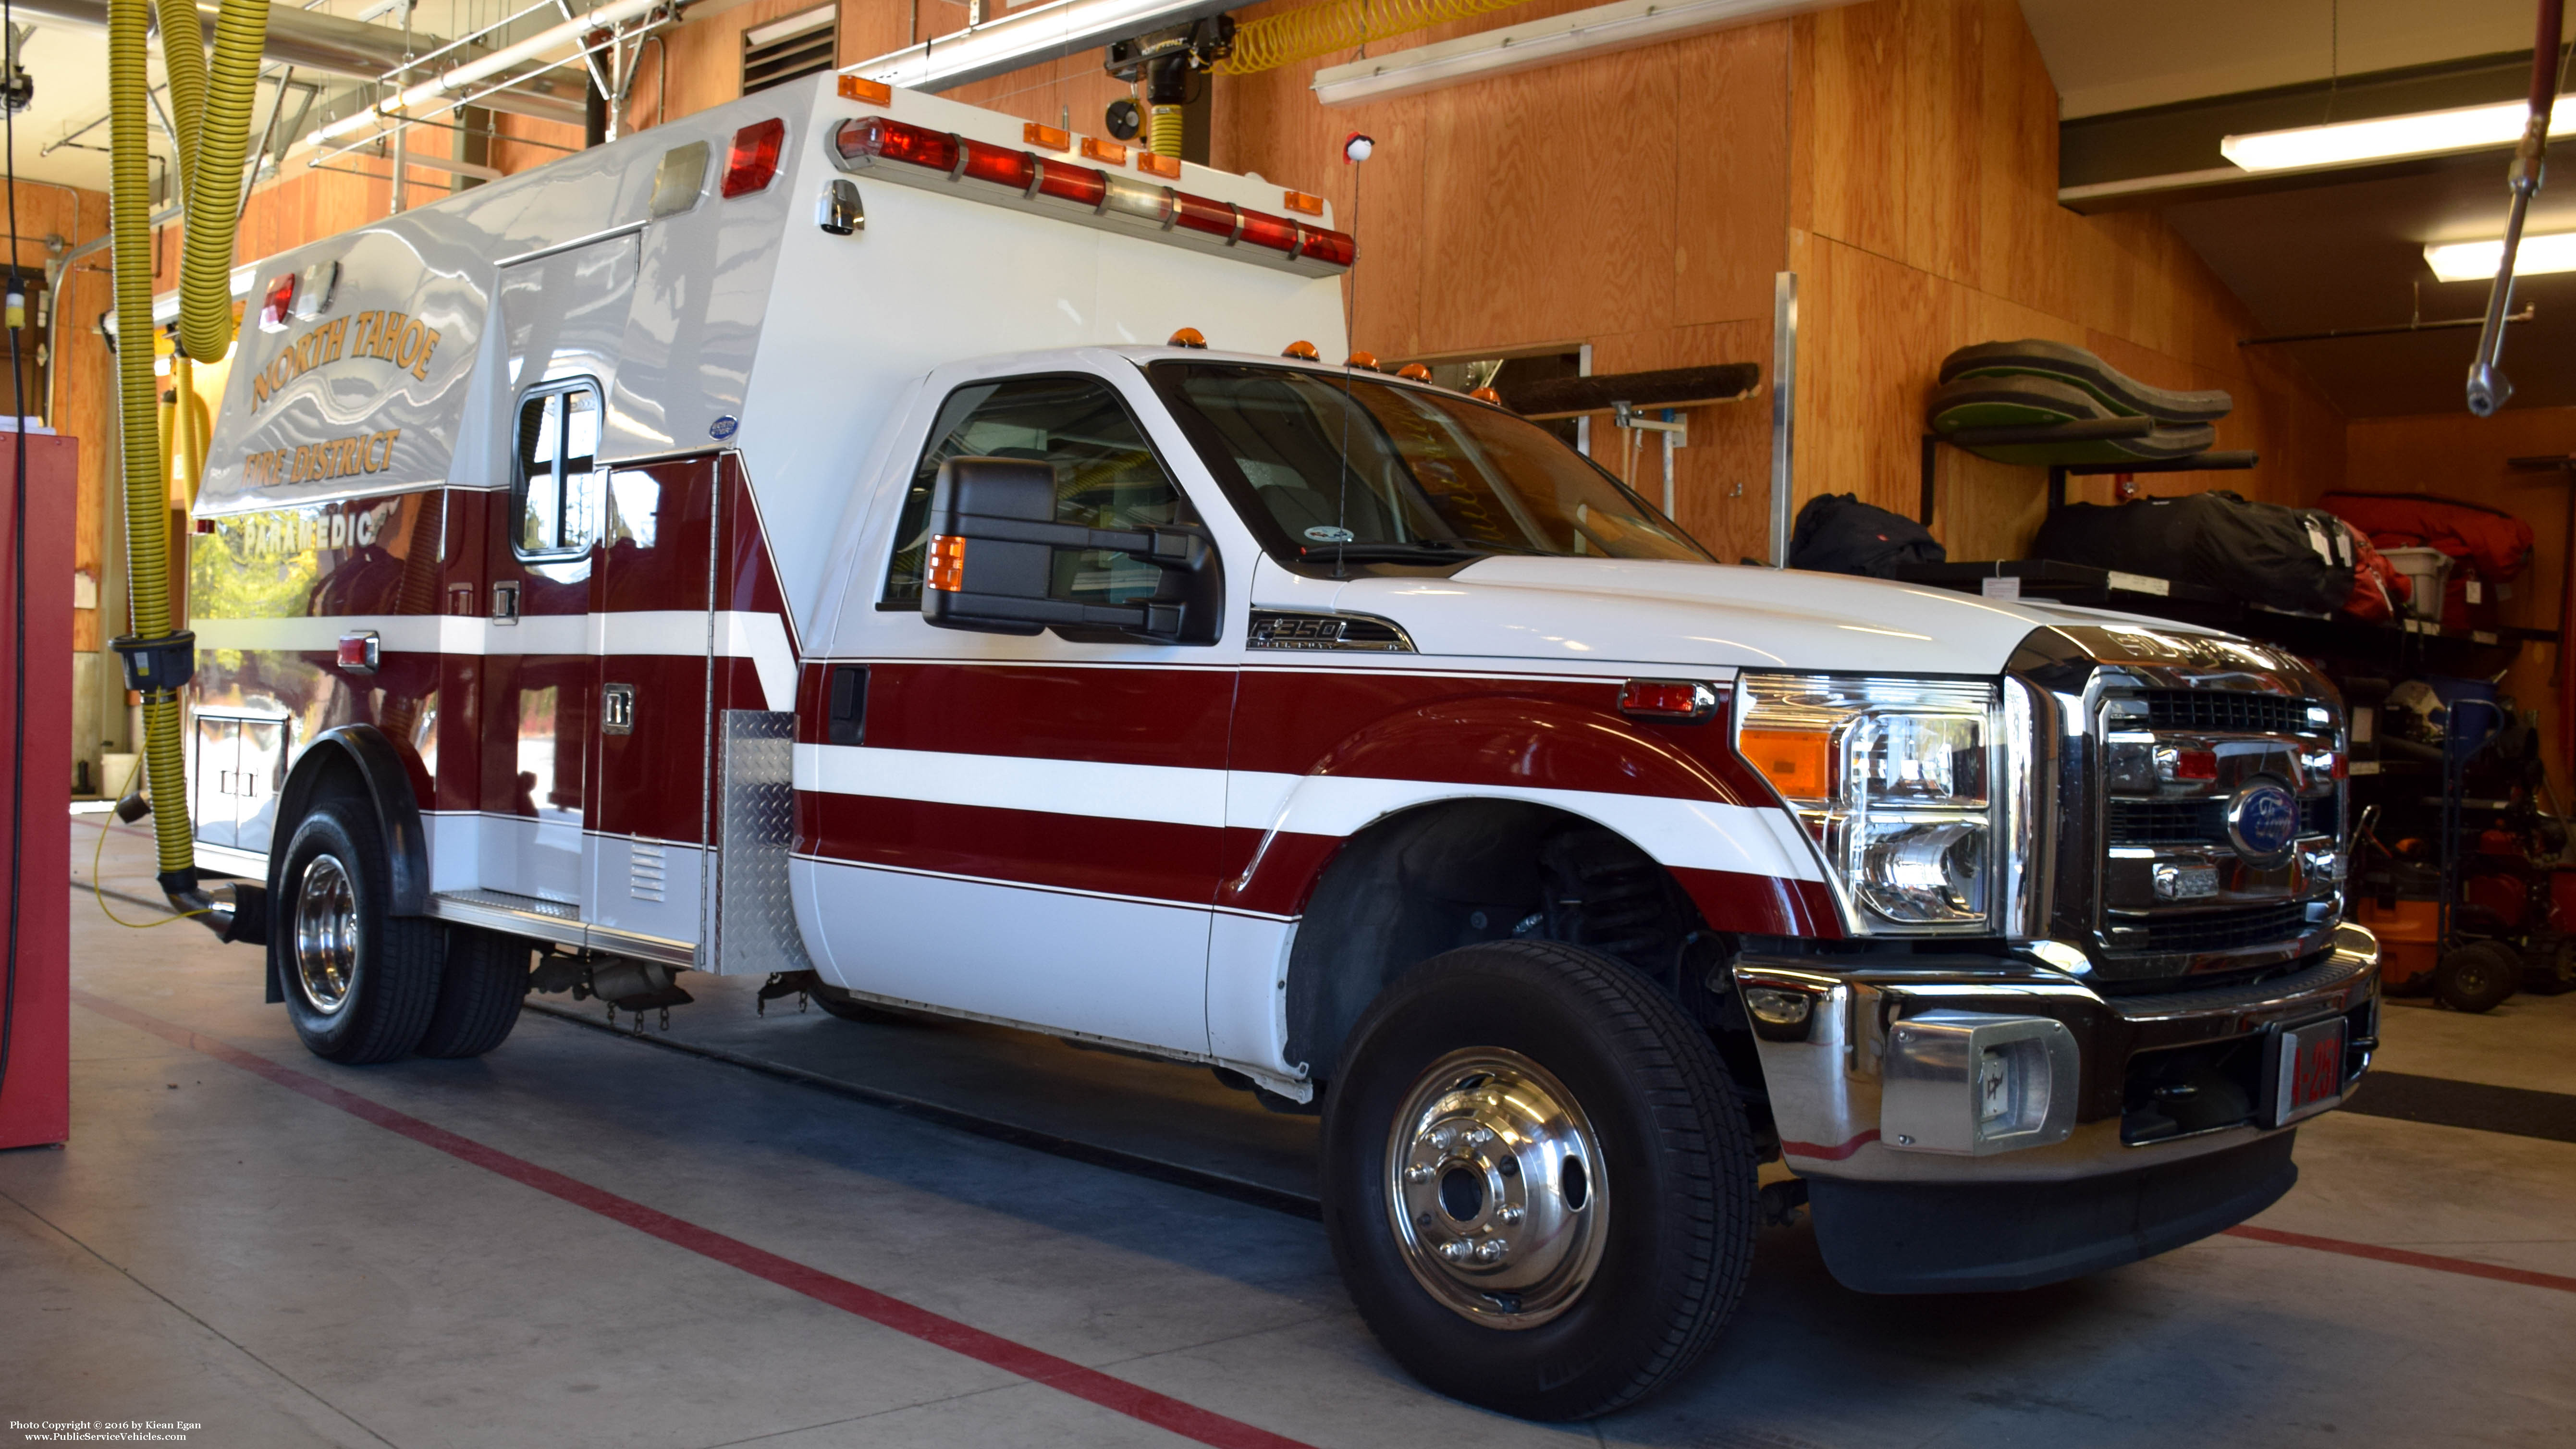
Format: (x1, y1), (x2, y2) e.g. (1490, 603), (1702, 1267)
(2226, 778), (2301, 864)
(710, 414), (739, 441)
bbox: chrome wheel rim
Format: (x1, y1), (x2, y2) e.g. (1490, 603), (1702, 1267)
(1383, 1047), (1607, 1329)
(292, 853), (360, 1016)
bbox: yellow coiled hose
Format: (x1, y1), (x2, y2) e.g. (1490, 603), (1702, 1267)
(107, 0), (270, 891)
(1147, 101), (1186, 159)
(1214, 0), (1539, 75)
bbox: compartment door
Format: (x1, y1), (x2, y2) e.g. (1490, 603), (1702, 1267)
(479, 235), (638, 909)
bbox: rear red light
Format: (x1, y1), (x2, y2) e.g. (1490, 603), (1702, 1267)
(1298, 226), (1357, 267)
(1034, 162), (1107, 208)
(957, 135), (1034, 190)
(335, 631), (380, 675)
(1619, 679), (1718, 723)
(2166, 748), (2219, 781)
(1237, 209), (1299, 251)
(258, 273), (296, 333)
(1172, 192), (1238, 240)
(722, 118), (786, 197)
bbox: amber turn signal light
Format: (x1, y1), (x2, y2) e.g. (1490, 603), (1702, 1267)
(1738, 727), (1834, 800)
(927, 534), (967, 593)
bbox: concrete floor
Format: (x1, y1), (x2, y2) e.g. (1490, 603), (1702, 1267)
(5, 814), (2573, 1448)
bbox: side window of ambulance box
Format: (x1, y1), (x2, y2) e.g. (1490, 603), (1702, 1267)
(880, 374), (1195, 610)
(514, 381), (602, 559)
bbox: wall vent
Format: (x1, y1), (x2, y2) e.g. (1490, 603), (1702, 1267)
(743, 5), (838, 97)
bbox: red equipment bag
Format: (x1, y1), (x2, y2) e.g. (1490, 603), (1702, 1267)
(2319, 491), (2535, 579)
(2339, 521), (2407, 623)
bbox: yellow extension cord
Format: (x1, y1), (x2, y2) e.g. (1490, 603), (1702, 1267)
(1214, 0), (1541, 76)
(107, 0), (270, 888)
(88, 755), (211, 928)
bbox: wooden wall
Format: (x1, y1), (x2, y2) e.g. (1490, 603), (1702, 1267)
(1788, 0), (2346, 562)
(14, 181), (114, 657)
(1213, 0), (1793, 562)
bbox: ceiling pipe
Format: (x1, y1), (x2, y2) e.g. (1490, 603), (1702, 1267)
(846, 0), (1239, 93)
(304, 0), (665, 149)
(14, 0), (589, 124)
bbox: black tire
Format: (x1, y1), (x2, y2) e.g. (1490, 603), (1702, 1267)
(1320, 940), (1756, 1420)
(273, 796), (443, 1064)
(417, 927), (531, 1059)
(2434, 941), (2519, 1013)
(810, 980), (911, 1025)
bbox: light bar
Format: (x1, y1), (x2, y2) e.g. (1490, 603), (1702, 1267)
(847, 0), (1237, 94)
(828, 115), (1355, 276)
(1312, 0), (1832, 107)
(2425, 230), (2576, 283)
(2221, 98), (2576, 173)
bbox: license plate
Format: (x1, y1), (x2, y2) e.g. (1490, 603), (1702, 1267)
(2269, 1016), (2349, 1126)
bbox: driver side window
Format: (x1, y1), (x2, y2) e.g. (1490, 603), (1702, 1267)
(880, 375), (1190, 608)
(514, 380), (601, 559)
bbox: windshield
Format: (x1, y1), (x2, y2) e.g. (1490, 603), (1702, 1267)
(1149, 362), (1710, 568)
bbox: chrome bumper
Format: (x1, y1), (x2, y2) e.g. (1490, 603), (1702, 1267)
(1737, 922), (2380, 1184)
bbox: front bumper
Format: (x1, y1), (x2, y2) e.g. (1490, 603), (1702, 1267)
(1735, 921), (2379, 1290)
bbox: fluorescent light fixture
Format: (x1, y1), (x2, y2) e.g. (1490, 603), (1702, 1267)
(847, 0), (1236, 94)
(2222, 98), (2576, 173)
(1311, 0), (1830, 107)
(2424, 231), (2576, 283)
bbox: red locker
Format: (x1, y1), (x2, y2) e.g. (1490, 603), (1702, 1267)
(0, 431), (74, 1150)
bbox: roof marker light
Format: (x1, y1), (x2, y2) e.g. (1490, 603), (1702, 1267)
(1024, 121), (1073, 151)
(1169, 327), (1208, 348)
(258, 273), (296, 333)
(1346, 350), (1379, 370)
(1396, 363), (1432, 382)
(1081, 136), (1128, 165)
(839, 75), (893, 106)
(722, 118), (786, 197)
(1283, 340), (1320, 359)
(1137, 152), (1181, 180)
(1469, 386), (1503, 405)
(1283, 189), (1323, 216)
(826, 116), (1355, 276)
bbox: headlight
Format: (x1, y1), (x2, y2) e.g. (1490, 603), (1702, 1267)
(1736, 674), (2000, 933)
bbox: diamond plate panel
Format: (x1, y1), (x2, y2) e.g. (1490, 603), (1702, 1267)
(714, 710), (810, 976)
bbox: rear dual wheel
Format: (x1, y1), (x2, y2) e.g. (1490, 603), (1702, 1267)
(1322, 940), (1757, 1421)
(278, 796), (527, 1062)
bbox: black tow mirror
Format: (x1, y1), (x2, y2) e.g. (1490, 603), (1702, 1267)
(920, 456), (1220, 644)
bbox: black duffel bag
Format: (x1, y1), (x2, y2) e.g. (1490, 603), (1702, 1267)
(2031, 491), (2352, 614)
(1790, 492), (1946, 577)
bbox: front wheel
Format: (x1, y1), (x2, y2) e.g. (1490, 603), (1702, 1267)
(275, 796), (444, 1064)
(1321, 940), (1756, 1420)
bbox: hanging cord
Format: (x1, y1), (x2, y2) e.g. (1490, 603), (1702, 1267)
(86, 755), (210, 929)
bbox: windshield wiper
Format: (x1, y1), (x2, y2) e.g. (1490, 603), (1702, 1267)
(1299, 540), (1491, 564)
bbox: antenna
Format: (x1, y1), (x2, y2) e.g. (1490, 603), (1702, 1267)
(1333, 132), (1374, 579)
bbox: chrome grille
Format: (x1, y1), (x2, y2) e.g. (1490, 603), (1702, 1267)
(2140, 690), (2319, 734)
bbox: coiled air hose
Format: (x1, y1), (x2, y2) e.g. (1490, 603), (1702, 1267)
(1214, 0), (1538, 76)
(106, 0), (270, 928)
(1146, 99), (1186, 160)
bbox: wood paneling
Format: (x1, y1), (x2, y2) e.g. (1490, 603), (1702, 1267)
(10, 181), (113, 653)
(1789, 0), (2346, 560)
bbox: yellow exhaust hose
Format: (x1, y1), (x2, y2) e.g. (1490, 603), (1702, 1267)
(106, 0), (269, 906)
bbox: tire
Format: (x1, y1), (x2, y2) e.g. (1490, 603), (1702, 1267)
(417, 927), (531, 1059)
(1320, 940), (1756, 1420)
(2433, 941), (2519, 1014)
(274, 795), (443, 1064)
(810, 980), (911, 1025)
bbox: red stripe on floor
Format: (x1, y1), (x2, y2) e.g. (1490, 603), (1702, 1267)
(70, 989), (1318, 1449)
(2221, 1224), (2576, 1294)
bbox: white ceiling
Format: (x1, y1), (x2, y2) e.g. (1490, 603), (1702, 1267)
(2020, 0), (2544, 119)
(2, 0), (511, 199)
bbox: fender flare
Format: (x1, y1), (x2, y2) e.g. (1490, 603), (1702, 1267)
(266, 724), (434, 1004)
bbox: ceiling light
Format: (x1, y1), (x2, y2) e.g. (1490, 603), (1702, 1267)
(2221, 98), (2576, 173)
(2424, 231), (2576, 283)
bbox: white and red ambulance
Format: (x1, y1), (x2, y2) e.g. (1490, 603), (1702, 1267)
(184, 72), (2380, 1418)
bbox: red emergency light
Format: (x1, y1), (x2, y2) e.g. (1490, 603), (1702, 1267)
(1619, 679), (1719, 724)
(830, 115), (1357, 273)
(258, 272), (296, 333)
(723, 118), (786, 197)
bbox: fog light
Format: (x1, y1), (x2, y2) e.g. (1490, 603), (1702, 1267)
(1743, 987), (1814, 1041)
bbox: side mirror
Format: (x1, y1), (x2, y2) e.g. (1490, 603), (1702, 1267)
(920, 456), (1221, 644)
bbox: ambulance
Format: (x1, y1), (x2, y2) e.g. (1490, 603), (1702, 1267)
(184, 71), (2380, 1418)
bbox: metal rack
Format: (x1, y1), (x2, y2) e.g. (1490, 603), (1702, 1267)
(1915, 424), (2256, 525)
